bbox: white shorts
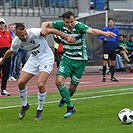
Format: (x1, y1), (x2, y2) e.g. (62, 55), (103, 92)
(22, 56), (54, 75)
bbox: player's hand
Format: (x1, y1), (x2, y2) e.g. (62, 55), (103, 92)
(123, 46), (126, 50)
(0, 57), (4, 65)
(40, 28), (48, 37)
(67, 36), (76, 43)
(105, 32), (117, 38)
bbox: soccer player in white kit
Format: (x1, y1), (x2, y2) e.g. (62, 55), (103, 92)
(0, 23), (76, 120)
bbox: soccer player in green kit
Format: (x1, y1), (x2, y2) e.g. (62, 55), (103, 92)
(41, 11), (116, 118)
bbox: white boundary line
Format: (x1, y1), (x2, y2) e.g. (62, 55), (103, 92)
(0, 88), (133, 110)
(75, 88), (133, 95)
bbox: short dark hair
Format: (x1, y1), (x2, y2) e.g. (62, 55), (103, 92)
(123, 35), (127, 38)
(15, 23), (25, 31)
(119, 34), (123, 37)
(108, 18), (114, 22)
(129, 34), (133, 37)
(62, 11), (75, 19)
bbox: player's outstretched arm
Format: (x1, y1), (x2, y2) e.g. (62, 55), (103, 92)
(0, 49), (13, 65)
(87, 27), (117, 38)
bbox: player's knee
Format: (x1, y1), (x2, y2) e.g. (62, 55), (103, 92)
(37, 82), (46, 93)
(18, 79), (26, 88)
(55, 79), (63, 87)
(37, 82), (44, 89)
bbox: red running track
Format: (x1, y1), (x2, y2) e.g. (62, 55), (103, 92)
(1, 63), (133, 97)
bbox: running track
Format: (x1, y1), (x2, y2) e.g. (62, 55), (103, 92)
(1, 63), (133, 97)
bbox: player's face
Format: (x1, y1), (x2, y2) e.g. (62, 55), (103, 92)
(16, 28), (28, 42)
(0, 21), (5, 30)
(8, 25), (15, 32)
(63, 16), (75, 30)
(130, 36), (133, 41)
(119, 36), (123, 41)
(108, 20), (114, 28)
(123, 37), (127, 42)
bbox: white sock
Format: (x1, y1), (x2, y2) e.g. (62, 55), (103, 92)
(37, 92), (46, 111)
(18, 88), (27, 106)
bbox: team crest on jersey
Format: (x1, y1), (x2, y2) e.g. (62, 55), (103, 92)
(44, 65), (47, 69)
(30, 40), (35, 44)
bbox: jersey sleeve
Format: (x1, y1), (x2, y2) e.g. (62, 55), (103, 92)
(76, 22), (89, 33)
(82, 24), (90, 33)
(52, 20), (64, 30)
(10, 37), (20, 52)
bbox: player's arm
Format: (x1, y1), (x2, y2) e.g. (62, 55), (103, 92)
(86, 27), (117, 38)
(41, 21), (53, 35)
(0, 49), (14, 65)
(46, 28), (76, 43)
(41, 21), (76, 43)
(41, 21), (53, 28)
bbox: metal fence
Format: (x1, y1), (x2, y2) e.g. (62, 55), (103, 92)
(0, 0), (78, 16)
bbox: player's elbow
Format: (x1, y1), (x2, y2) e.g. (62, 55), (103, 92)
(8, 49), (14, 55)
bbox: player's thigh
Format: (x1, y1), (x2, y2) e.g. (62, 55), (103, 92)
(56, 57), (73, 78)
(71, 60), (87, 85)
(55, 75), (66, 87)
(39, 57), (54, 74)
(38, 57), (54, 85)
(103, 59), (109, 66)
(109, 50), (116, 60)
(37, 71), (49, 86)
(22, 58), (40, 75)
(109, 50), (116, 66)
(18, 71), (34, 85)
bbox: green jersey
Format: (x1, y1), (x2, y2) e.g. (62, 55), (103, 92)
(118, 41), (132, 51)
(52, 20), (89, 60)
(126, 40), (133, 46)
(118, 41), (131, 50)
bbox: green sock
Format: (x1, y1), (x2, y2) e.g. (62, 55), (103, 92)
(58, 85), (73, 107)
(68, 89), (76, 97)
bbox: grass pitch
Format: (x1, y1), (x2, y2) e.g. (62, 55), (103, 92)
(0, 85), (133, 133)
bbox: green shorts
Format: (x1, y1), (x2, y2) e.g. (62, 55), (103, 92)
(56, 56), (87, 85)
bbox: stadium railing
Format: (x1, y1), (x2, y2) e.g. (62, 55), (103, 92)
(0, 0), (78, 17)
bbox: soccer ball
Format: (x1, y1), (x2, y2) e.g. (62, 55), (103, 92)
(118, 108), (133, 124)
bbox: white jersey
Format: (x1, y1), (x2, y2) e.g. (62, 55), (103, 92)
(11, 28), (54, 75)
(11, 28), (54, 60)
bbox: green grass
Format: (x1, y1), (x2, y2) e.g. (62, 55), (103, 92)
(0, 85), (133, 133)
